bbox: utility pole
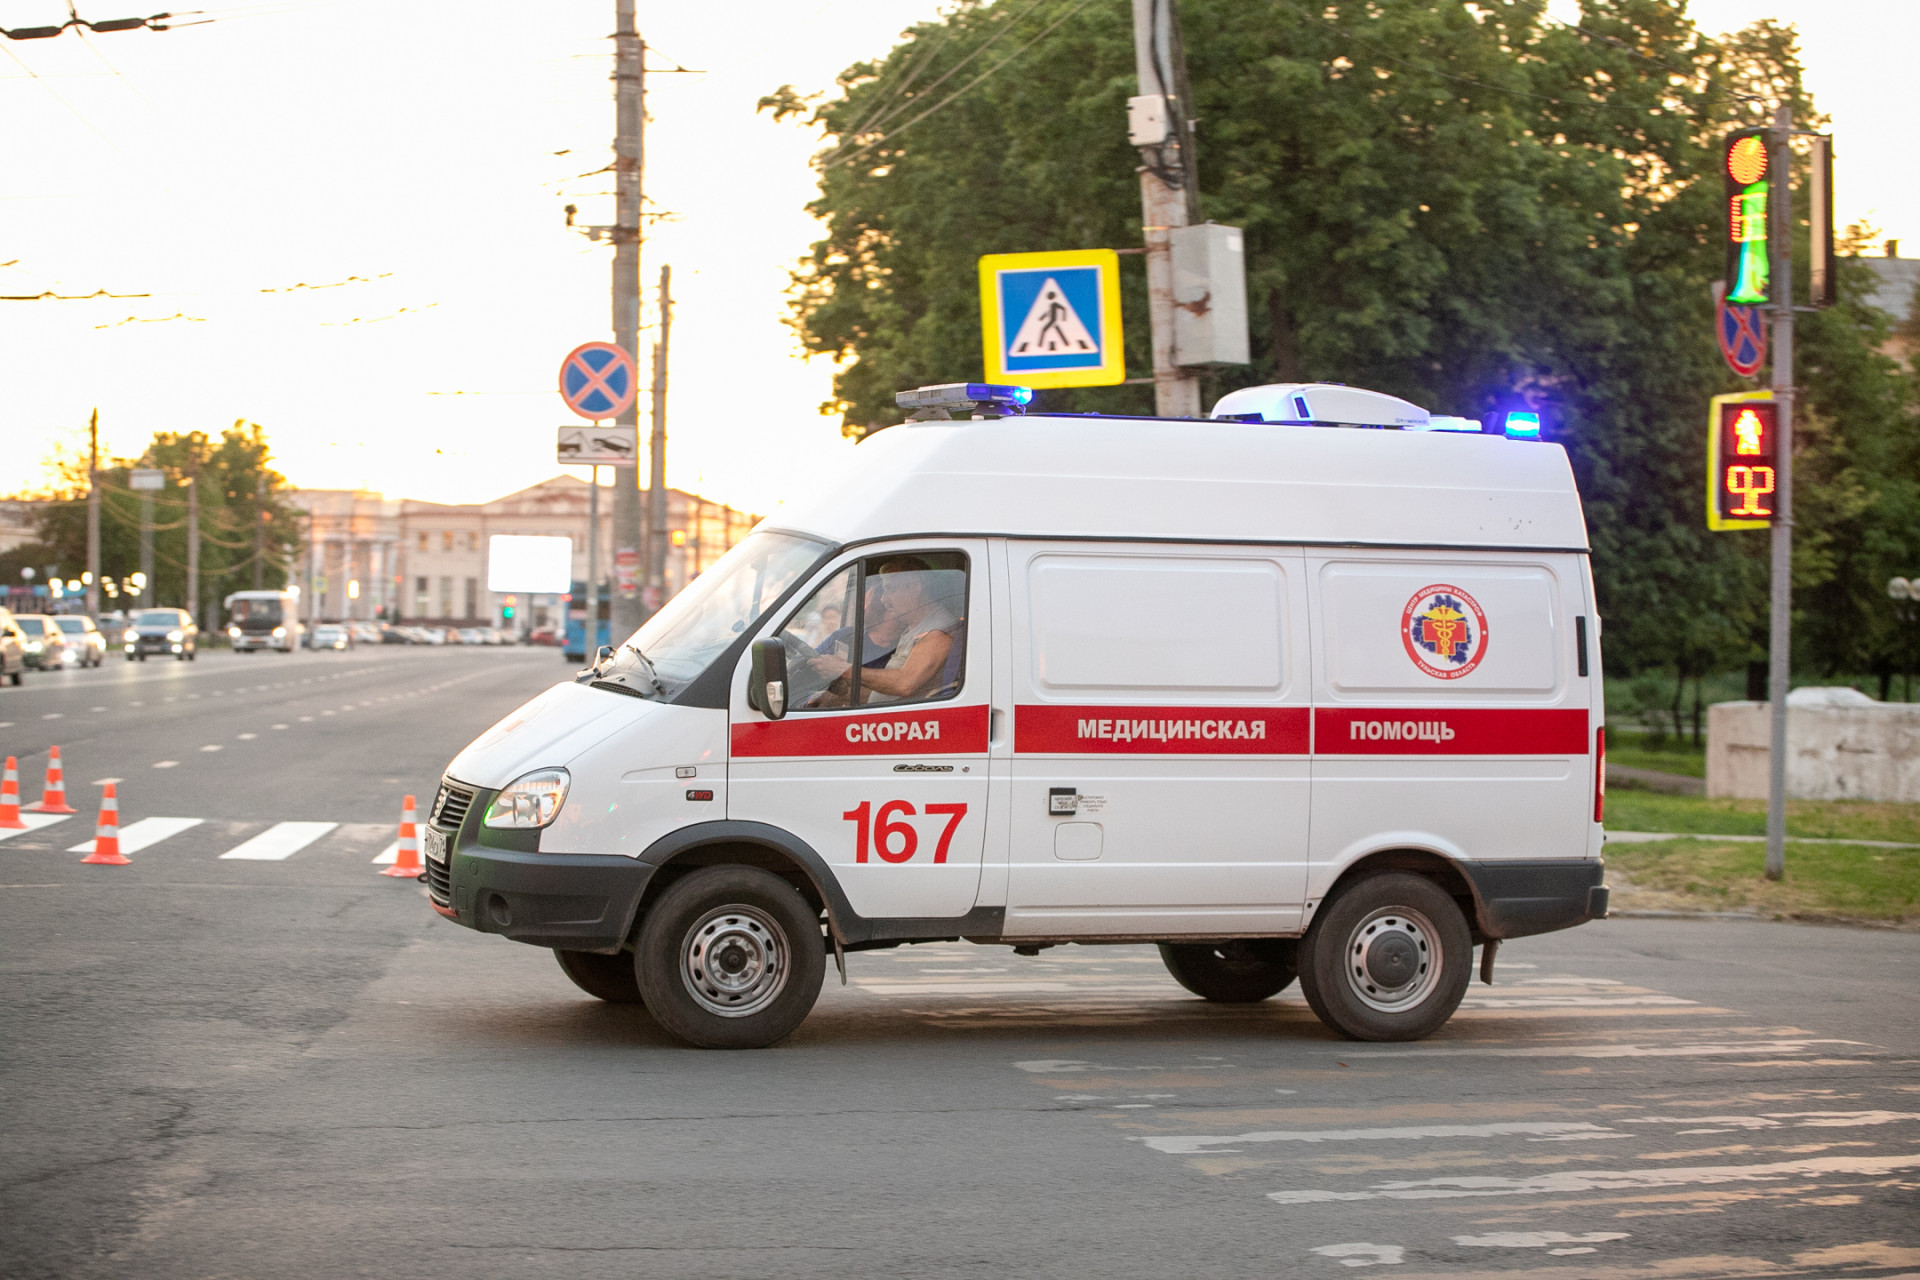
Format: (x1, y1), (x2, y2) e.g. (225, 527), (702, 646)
(85, 408), (100, 616)
(252, 471), (266, 589)
(185, 468), (200, 630)
(1764, 100), (1797, 881)
(586, 465), (601, 652)
(646, 264), (672, 605)
(138, 473), (155, 610)
(608, 0), (647, 641)
(1129, 0), (1202, 417)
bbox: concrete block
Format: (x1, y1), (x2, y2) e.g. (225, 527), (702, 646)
(1706, 690), (1920, 801)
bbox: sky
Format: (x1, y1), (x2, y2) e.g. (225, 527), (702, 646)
(3, 0), (1913, 516)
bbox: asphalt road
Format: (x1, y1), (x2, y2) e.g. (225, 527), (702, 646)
(3, 647), (1917, 1279)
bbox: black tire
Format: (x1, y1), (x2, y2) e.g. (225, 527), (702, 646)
(1159, 940), (1297, 1003)
(634, 866), (825, 1050)
(1298, 872), (1472, 1042)
(6, 668), (18, 686)
(554, 948), (645, 1005)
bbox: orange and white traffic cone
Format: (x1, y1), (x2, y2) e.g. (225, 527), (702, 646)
(27, 746), (77, 814)
(382, 794), (424, 878)
(81, 782), (129, 865)
(0, 757), (25, 829)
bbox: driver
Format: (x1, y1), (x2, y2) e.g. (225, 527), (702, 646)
(804, 557), (959, 705)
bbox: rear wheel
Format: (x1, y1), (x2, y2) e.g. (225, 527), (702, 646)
(1159, 940), (1297, 1003)
(554, 948), (645, 1005)
(1298, 872), (1472, 1042)
(635, 866), (825, 1050)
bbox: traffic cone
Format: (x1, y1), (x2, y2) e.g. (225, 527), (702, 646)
(81, 782), (129, 865)
(382, 794), (424, 878)
(0, 757), (24, 829)
(26, 746), (77, 814)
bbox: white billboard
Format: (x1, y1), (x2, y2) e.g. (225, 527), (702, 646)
(487, 535), (572, 594)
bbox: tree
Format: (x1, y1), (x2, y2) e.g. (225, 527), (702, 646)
(766, 0), (1918, 688)
(25, 421), (303, 621)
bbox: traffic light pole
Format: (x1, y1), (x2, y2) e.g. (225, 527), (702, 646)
(1764, 102), (1795, 881)
(608, 0), (647, 643)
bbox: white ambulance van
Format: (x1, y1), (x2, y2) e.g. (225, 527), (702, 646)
(425, 382), (1608, 1049)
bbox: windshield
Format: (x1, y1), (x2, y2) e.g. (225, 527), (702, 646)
(19, 618), (51, 636)
(54, 618), (88, 633)
(137, 610), (181, 627)
(231, 599), (282, 625)
(593, 530), (827, 699)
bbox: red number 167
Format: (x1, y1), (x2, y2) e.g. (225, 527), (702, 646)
(842, 800), (968, 864)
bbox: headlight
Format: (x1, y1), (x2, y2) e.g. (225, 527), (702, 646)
(483, 768), (571, 829)
(24, 641), (41, 652)
(167, 629), (184, 641)
(273, 626), (286, 637)
(229, 626), (242, 637)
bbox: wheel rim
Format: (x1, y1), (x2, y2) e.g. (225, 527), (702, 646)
(680, 904), (789, 1018)
(1341, 906), (1443, 1014)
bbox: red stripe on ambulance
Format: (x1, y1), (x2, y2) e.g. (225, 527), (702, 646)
(1015, 705), (1310, 754)
(1314, 707), (1588, 755)
(731, 704), (989, 757)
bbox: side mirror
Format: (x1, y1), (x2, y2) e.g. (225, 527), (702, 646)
(748, 638), (788, 720)
(594, 644), (613, 668)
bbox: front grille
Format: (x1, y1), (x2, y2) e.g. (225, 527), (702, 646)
(430, 782), (475, 832)
(425, 856), (452, 905)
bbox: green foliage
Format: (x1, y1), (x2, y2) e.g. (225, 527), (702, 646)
(25, 422), (303, 618)
(1605, 790), (1920, 843)
(1606, 834), (1920, 922)
(768, 0), (1919, 685)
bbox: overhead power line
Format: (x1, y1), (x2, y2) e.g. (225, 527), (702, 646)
(2, 7), (211, 38)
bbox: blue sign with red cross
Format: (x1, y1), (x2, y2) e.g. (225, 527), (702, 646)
(559, 341), (638, 421)
(1717, 299), (1767, 379)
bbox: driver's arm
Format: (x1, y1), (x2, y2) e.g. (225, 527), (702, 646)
(858, 630), (952, 699)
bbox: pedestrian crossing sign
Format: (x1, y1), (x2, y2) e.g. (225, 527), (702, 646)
(979, 249), (1125, 389)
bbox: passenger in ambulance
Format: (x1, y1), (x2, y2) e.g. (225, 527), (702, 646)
(802, 557), (964, 706)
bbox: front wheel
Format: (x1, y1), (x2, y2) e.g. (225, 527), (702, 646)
(554, 949), (645, 1005)
(635, 866), (825, 1049)
(1159, 940), (1297, 1003)
(1298, 872), (1472, 1042)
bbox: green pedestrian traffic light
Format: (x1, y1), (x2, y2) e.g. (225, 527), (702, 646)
(1724, 128), (1771, 305)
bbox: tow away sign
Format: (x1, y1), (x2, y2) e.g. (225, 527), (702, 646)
(557, 426), (637, 467)
(978, 249), (1124, 389)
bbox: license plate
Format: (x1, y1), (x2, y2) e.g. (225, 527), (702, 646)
(422, 826), (448, 864)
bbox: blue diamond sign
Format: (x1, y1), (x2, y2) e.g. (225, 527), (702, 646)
(978, 249), (1125, 389)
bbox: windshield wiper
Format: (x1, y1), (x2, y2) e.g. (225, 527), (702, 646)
(623, 642), (668, 696)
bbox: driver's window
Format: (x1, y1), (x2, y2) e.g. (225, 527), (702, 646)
(773, 551), (969, 711)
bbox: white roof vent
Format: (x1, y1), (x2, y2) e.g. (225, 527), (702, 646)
(1210, 382), (1430, 430)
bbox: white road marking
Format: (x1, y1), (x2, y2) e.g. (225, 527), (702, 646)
(1141, 1121), (1614, 1155)
(1267, 1152), (1920, 1204)
(153, 761), (178, 769)
(371, 841), (400, 864)
(200, 745), (222, 753)
(1332, 1038), (1874, 1060)
(67, 817), (203, 854)
(1310, 1244), (1403, 1267)
(90, 706), (105, 712)
(237, 733), (257, 740)
(91, 777), (122, 784)
(219, 821), (339, 861)
(299, 716), (313, 722)
(271, 724), (287, 730)
(0, 813), (73, 842)
(0, 722), (13, 729)
(1455, 1232), (1629, 1250)
(41, 712), (62, 719)
(1619, 1110), (1920, 1131)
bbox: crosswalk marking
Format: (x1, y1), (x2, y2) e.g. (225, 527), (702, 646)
(219, 821), (340, 861)
(67, 816), (203, 854)
(371, 841), (400, 864)
(0, 813), (73, 843)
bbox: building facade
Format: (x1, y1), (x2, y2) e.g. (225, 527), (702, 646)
(286, 477), (759, 631)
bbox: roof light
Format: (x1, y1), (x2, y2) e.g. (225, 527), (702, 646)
(896, 383), (1033, 420)
(1503, 411), (1542, 440)
(1413, 415), (1483, 433)
(1209, 383), (1429, 430)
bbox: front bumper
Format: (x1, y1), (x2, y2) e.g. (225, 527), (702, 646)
(426, 783), (656, 952)
(1458, 859), (1608, 940)
(130, 635), (185, 653)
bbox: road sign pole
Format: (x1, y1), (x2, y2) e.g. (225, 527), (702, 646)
(139, 487), (155, 609)
(608, 0), (647, 643)
(85, 408), (100, 617)
(1130, 0), (1201, 417)
(1764, 102), (1796, 881)
(587, 460), (600, 650)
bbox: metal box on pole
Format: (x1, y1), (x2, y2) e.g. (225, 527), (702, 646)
(1170, 222), (1249, 367)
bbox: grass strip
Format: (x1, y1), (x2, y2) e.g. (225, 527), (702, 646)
(1606, 791), (1920, 843)
(1606, 836), (1920, 924)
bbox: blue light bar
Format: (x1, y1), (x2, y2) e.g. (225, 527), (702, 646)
(896, 383), (1032, 418)
(1503, 411), (1542, 440)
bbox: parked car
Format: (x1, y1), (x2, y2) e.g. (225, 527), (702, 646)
(51, 615), (107, 667)
(378, 625), (411, 645)
(126, 607), (198, 661)
(310, 624), (352, 651)
(13, 615), (75, 670)
(349, 621), (384, 645)
(0, 608), (25, 685)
